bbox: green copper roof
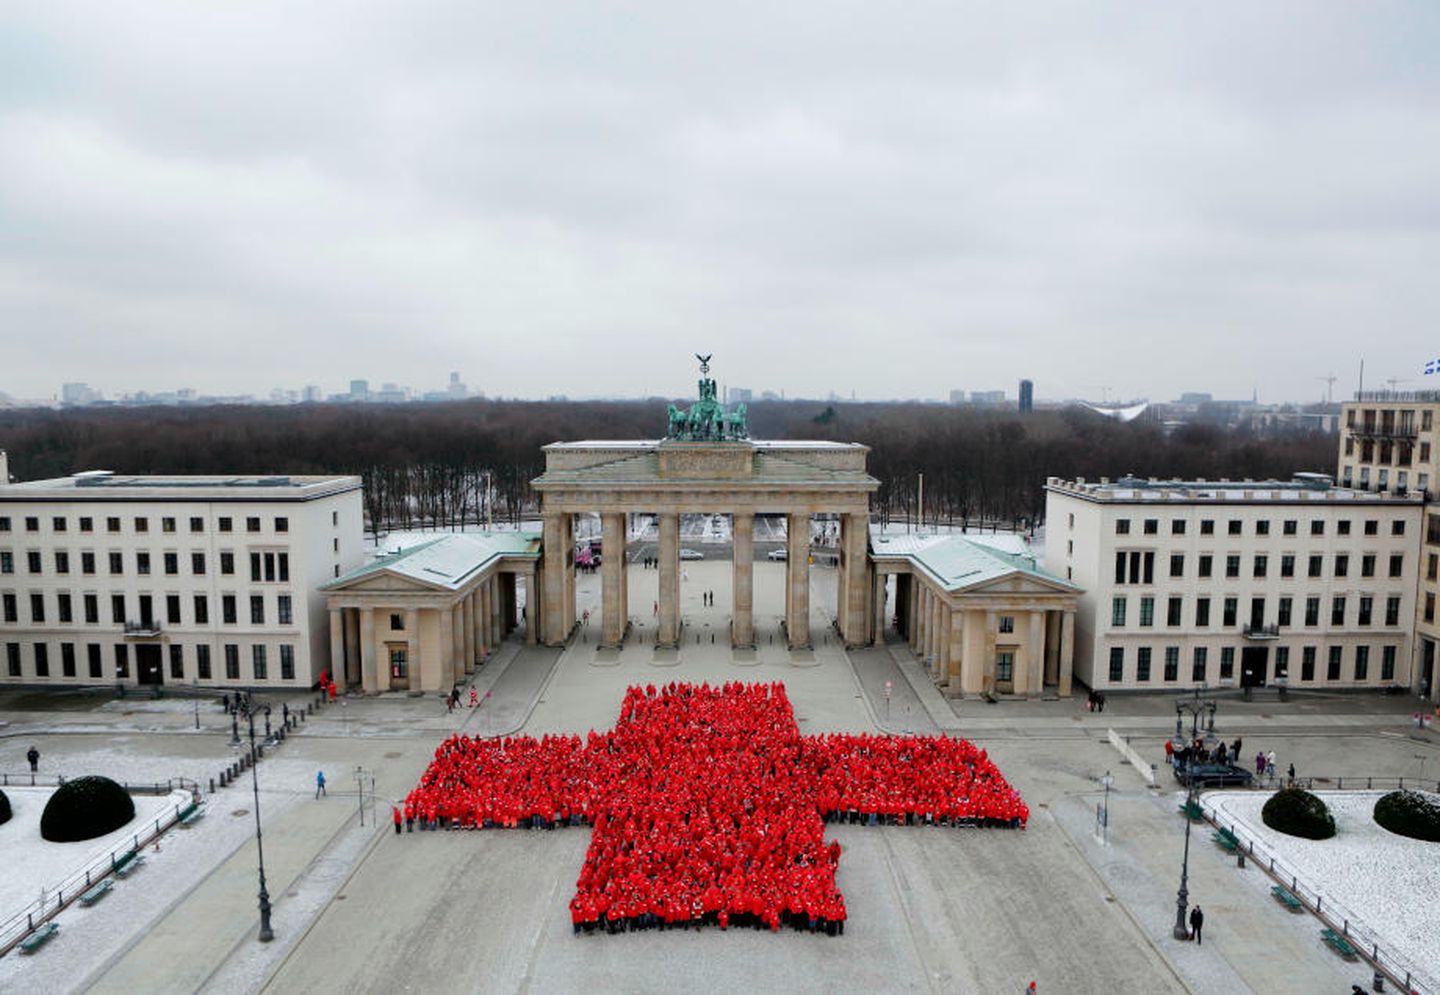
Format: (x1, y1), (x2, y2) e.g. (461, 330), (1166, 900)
(869, 527), (1079, 593)
(325, 532), (541, 591)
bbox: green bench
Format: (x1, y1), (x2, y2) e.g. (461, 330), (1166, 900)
(114, 853), (146, 879)
(1321, 927), (1358, 960)
(180, 804), (207, 827)
(1270, 885), (1303, 912)
(79, 878), (114, 907)
(1211, 831), (1239, 852)
(18, 922), (59, 954)
(1178, 800), (1204, 820)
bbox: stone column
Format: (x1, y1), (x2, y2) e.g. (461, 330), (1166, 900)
(917, 585), (930, 661)
(984, 609), (999, 693)
(523, 570), (537, 645)
(600, 512), (626, 647)
(932, 595), (947, 680)
(439, 605), (457, 689)
(1060, 609), (1076, 697)
(328, 608), (344, 685)
(657, 512), (681, 647)
(907, 576), (920, 649)
(839, 513), (870, 645)
(405, 608), (419, 691)
(785, 511), (811, 649)
(947, 610), (965, 696)
(480, 583), (493, 656)
(732, 512), (754, 648)
(462, 593), (476, 674)
(1044, 611), (1061, 686)
(472, 588), (485, 659)
(1027, 611), (1045, 698)
(872, 570), (887, 645)
(359, 608), (376, 694)
(344, 608), (361, 688)
(961, 609), (986, 693)
(541, 512), (573, 645)
(490, 576), (503, 648)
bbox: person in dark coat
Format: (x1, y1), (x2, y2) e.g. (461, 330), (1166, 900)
(26, 746), (39, 772)
(1189, 905), (1204, 944)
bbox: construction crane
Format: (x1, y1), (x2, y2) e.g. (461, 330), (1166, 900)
(1316, 374), (1337, 403)
(1081, 385), (1114, 404)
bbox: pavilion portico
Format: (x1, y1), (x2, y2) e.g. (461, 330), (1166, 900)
(530, 440), (879, 650)
(322, 533), (540, 693)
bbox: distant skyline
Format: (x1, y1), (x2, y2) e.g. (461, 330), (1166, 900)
(1, 4), (1435, 402)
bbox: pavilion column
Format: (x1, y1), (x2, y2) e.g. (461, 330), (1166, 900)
(343, 608), (361, 688)
(405, 608), (419, 691)
(481, 582), (494, 655)
(731, 512), (755, 648)
(473, 588), (486, 660)
(523, 570), (538, 645)
(917, 586), (930, 660)
(785, 512), (811, 649)
(439, 605), (456, 689)
(962, 609), (986, 694)
(462, 593), (476, 675)
(839, 513), (869, 646)
(947, 610), (965, 696)
(490, 576), (503, 648)
(1059, 609), (1076, 697)
(328, 608), (344, 686)
(1044, 611), (1061, 686)
(872, 570), (887, 645)
(601, 512), (627, 647)
(984, 609), (999, 694)
(541, 512), (574, 645)
(1027, 610), (1045, 698)
(907, 576), (920, 649)
(657, 512), (681, 647)
(931, 595), (946, 680)
(359, 608), (377, 694)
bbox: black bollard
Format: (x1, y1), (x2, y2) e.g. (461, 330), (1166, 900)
(209, 777), (215, 794)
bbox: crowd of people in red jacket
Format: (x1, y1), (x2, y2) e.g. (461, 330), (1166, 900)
(403, 681), (1027, 936)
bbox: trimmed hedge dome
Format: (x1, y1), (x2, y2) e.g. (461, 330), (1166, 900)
(0, 788), (11, 827)
(40, 776), (135, 842)
(1373, 789), (1440, 842)
(1261, 787), (1336, 840)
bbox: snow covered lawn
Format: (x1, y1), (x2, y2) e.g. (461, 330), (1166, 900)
(1207, 790), (1440, 989)
(0, 786), (191, 923)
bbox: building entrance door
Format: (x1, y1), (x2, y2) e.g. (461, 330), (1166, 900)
(136, 645), (164, 685)
(995, 650), (1016, 694)
(1240, 646), (1269, 688)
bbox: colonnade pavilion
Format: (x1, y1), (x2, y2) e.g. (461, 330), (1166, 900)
(324, 359), (1079, 698)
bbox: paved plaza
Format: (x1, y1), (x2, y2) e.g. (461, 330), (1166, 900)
(0, 560), (1431, 993)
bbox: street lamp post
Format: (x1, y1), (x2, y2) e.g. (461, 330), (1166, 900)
(193, 679), (200, 731)
(245, 706), (275, 942)
(1173, 777), (1197, 940)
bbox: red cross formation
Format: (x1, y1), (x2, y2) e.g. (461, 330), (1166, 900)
(407, 682), (1028, 932)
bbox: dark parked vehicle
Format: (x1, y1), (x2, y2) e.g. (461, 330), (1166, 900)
(1172, 760), (1254, 788)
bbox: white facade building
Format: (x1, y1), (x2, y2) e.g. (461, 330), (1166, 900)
(0, 462), (363, 690)
(1044, 475), (1421, 694)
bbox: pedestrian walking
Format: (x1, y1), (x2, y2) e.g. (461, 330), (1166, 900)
(1255, 751), (1266, 775)
(1266, 750), (1276, 775)
(1287, 762), (1295, 784)
(392, 805), (403, 835)
(315, 769), (327, 798)
(469, 688), (479, 708)
(1189, 905), (1204, 945)
(26, 746), (39, 772)
(1231, 737), (1242, 759)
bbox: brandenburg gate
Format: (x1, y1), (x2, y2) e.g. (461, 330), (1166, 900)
(530, 358), (880, 650)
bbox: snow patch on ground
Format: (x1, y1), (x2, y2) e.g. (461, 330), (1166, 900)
(1207, 790), (1440, 989)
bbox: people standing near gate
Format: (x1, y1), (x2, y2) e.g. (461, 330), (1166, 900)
(1255, 751), (1266, 775)
(1189, 905), (1204, 944)
(315, 769), (327, 799)
(1267, 750), (1276, 776)
(26, 745), (39, 772)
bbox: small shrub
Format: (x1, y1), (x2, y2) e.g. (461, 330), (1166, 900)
(1373, 790), (1440, 842)
(0, 788), (11, 827)
(40, 776), (135, 843)
(1261, 787), (1336, 840)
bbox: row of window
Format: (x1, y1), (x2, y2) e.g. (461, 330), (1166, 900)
(1342, 436), (1425, 466)
(1, 591), (294, 626)
(1339, 465), (1422, 493)
(0, 514), (289, 535)
(1105, 644), (1398, 684)
(1346, 407), (1431, 432)
(1113, 550), (1404, 585)
(1111, 594), (1403, 629)
(1114, 517), (1404, 538)
(0, 548), (296, 582)
(3, 641), (297, 682)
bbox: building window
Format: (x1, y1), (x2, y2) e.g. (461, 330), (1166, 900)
(1115, 519), (1130, 535)
(1282, 520), (1297, 536)
(197, 644), (212, 680)
(1363, 519), (1378, 537)
(1307, 554), (1322, 578)
(1256, 520), (1270, 536)
(194, 594), (209, 624)
(1163, 647), (1179, 681)
(1389, 554), (1404, 578)
(24, 517), (39, 532)
(1253, 555), (1267, 578)
(1305, 597), (1320, 626)
(0, 551), (11, 574)
(224, 644), (240, 679)
(388, 613), (405, 631)
(1381, 645), (1396, 681)
(81, 551), (95, 575)
(278, 595), (293, 625)
(1169, 554), (1184, 578)
(27, 551), (42, 574)
(1192, 647), (1208, 682)
(166, 595), (181, 625)
(106, 516), (121, 533)
(1334, 554), (1348, 578)
(1393, 519), (1406, 537)
(998, 615), (1015, 634)
(389, 646), (409, 679)
(115, 643), (129, 679)
(1219, 647), (1234, 680)
(190, 516), (204, 533)
(250, 595), (265, 625)
(83, 594), (98, 623)
(1358, 597), (1373, 626)
(1362, 554), (1380, 579)
(164, 552), (179, 576)
(30, 593), (45, 623)
(1326, 646), (1342, 681)
(1311, 520), (1324, 537)
(0, 516), (9, 532)
(247, 517), (261, 533)
(252, 645), (267, 680)
(170, 644), (184, 680)
(1331, 597), (1346, 626)
(1200, 519), (1214, 536)
(1143, 519), (1158, 535)
(1136, 647), (1151, 682)
(111, 593), (125, 624)
(222, 595), (237, 625)
(103, 552), (121, 577)
(78, 516), (92, 532)
(192, 552), (206, 575)
(1111, 597), (1127, 627)
(162, 517), (176, 534)
(57, 593), (72, 623)
(1278, 597), (1292, 627)
(220, 552), (235, 575)
(1228, 520), (1242, 536)
(87, 643), (102, 678)
(1225, 555), (1240, 578)
(61, 642), (76, 678)
(1274, 646), (1290, 679)
(34, 644), (48, 677)
(136, 552), (151, 576)
(1139, 597), (1154, 627)
(1280, 554), (1295, 578)
(275, 517), (289, 533)
(1108, 647), (1123, 682)
(5, 643), (18, 677)
(135, 517), (148, 533)
(1338, 520), (1352, 536)
(55, 551), (69, 575)
(1195, 597), (1210, 627)
(280, 644), (295, 680)
(2, 593), (15, 623)
(1197, 555), (1213, 578)
(1354, 646), (1370, 681)
(1301, 646), (1316, 681)
(250, 553), (261, 583)
(1222, 597), (1237, 627)
(1171, 520), (1186, 535)
(1167, 597), (1182, 626)
(1385, 596), (1401, 627)
(218, 517), (232, 533)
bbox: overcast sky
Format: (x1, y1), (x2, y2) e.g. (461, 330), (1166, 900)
(1, 2), (1436, 405)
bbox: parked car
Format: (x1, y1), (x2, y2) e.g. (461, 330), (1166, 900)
(766, 548), (787, 561)
(680, 548), (704, 560)
(1172, 760), (1254, 788)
